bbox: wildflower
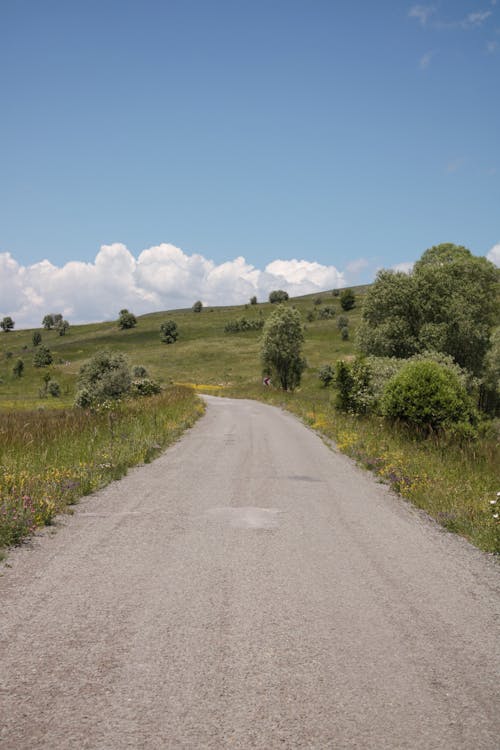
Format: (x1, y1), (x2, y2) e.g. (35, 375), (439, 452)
(493, 514), (499, 520)
(490, 499), (497, 505)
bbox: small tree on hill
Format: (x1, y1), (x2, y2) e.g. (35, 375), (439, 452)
(32, 331), (42, 347)
(269, 290), (289, 304)
(42, 314), (54, 330)
(1, 316), (14, 332)
(118, 309), (137, 329)
(261, 306), (306, 391)
(56, 319), (69, 336)
(192, 300), (203, 313)
(340, 288), (356, 311)
(160, 320), (179, 344)
(250, 295), (257, 305)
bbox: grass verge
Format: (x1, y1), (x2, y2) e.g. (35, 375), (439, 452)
(0, 386), (204, 558)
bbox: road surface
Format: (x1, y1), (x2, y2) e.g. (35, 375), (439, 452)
(1, 396), (499, 749)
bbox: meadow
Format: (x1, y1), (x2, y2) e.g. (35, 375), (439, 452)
(0, 286), (498, 556)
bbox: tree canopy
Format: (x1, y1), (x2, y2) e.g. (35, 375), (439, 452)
(261, 305), (306, 391)
(357, 243), (499, 375)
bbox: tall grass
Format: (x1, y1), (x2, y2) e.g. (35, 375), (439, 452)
(0, 386), (203, 556)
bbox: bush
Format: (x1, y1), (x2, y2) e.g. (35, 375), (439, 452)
(341, 326), (349, 341)
(130, 378), (162, 397)
(56, 319), (69, 336)
(261, 306), (306, 391)
(75, 351), (131, 406)
(118, 309), (137, 329)
(335, 359), (373, 413)
(337, 316), (348, 330)
(132, 365), (148, 378)
(33, 346), (53, 368)
(224, 317), (264, 333)
(47, 380), (61, 397)
(32, 331), (42, 347)
(269, 290), (289, 304)
(340, 288), (355, 311)
(318, 306), (335, 319)
(382, 360), (474, 431)
(1, 316), (14, 332)
(192, 300), (203, 313)
(318, 364), (334, 387)
(160, 320), (179, 344)
(250, 296), (257, 305)
(12, 359), (24, 378)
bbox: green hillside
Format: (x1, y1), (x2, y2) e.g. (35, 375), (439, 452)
(0, 287), (364, 408)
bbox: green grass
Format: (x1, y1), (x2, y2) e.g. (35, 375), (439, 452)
(1, 286), (498, 556)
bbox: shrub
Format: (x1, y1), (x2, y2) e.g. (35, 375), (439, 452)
(12, 359), (24, 378)
(337, 315), (348, 330)
(269, 290), (289, 304)
(47, 380), (61, 397)
(318, 364), (334, 387)
(224, 317), (264, 333)
(261, 306), (306, 391)
(341, 326), (349, 341)
(56, 319), (69, 336)
(160, 320), (179, 344)
(75, 351), (131, 406)
(314, 297), (323, 306)
(132, 365), (148, 378)
(318, 306), (335, 320)
(340, 288), (356, 311)
(250, 295), (257, 305)
(118, 309), (137, 329)
(33, 346), (53, 368)
(32, 331), (42, 347)
(192, 300), (203, 313)
(131, 378), (161, 397)
(335, 358), (373, 413)
(306, 310), (316, 322)
(382, 360), (474, 431)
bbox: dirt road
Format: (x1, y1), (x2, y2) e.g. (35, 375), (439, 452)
(1, 396), (499, 749)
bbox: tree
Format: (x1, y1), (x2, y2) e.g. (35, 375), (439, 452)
(32, 331), (42, 347)
(261, 306), (306, 391)
(340, 288), (356, 311)
(33, 345), (53, 367)
(192, 300), (203, 313)
(358, 244), (499, 375)
(250, 295), (257, 305)
(42, 314), (54, 330)
(118, 309), (137, 329)
(269, 290), (289, 304)
(56, 319), (69, 336)
(75, 350), (132, 406)
(1, 316), (14, 332)
(160, 320), (179, 344)
(12, 358), (24, 377)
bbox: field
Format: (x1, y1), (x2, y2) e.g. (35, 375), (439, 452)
(1, 286), (498, 556)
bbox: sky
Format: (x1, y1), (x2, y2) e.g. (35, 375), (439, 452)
(1, 0), (499, 327)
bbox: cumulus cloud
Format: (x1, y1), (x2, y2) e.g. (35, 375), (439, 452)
(487, 243), (500, 266)
(0, 243), (348, 328)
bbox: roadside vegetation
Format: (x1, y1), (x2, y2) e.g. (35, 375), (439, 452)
(1, 244), (498, 557)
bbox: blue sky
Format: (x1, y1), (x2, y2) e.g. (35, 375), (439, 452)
(0, 1), (499, 324)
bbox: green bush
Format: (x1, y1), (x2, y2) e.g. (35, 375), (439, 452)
(318, 306), (336, 319)
(335, 359), (373, 413)
(318, 364), (334, 387)
(131, 378), (162, 397)
(118, 309), (137, 329)
(75, 351), (131, 406)
(192, 300), (203, 313)
(268, 290), (289, 304)
(32, 331), (42, 347)
(12, 359), (24, 378)
(160, 320), (179, 344)
(382, 360), (474, 431)
(340, 288), (355, 311)
(132, 365), (148, 378)
(47, 380), (61, 397)
(224, 317), (264, 333)
(33, 346), (53, 368)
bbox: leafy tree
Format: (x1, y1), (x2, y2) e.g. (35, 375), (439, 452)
(12, 358), (24, 377)
(47, 380), (61, 397)
(118, 309), (137, 329)
(358, 244), (499, 375)
(250, 295), (257, 305)
(340, 288), (356, 311)
(269, 290), (289, 304)
(318, 364), (334, 387)
(42, 314), (54, 330)
(382, 360), (474, 431)
(32, 331), (42, 347)
(56, 319), (69, 336)
(0, 316), (14, 332)
(160, 320), (179, 344)
(261, 306), (306, 391)
(192, 300), (203, 313)
(33, 345), (53, 368)
(334, 359), (373, 413)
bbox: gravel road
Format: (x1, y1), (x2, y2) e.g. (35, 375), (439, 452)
(1, 396), (499, 749)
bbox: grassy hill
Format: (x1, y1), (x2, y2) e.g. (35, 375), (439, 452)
(0, 287), (364, 408)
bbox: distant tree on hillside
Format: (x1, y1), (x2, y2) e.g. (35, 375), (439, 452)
(269, 290), (289, 304)
(340, 288), (356, 311)
(118, 309), (137, 329)
(32, 331), (42, 347)
(160, 320), (179, 344)
(250, 295), (257, 305)
(42, 313), (63, 330)
(13, 358), (24, 377)
(1, 316), (14, 332)
(33, 345), (53, 368)
(192, 300), (203, 313)
(56, 319), (69, 336)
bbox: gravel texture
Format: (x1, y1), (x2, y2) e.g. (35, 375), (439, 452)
(1, 395), (499, 749)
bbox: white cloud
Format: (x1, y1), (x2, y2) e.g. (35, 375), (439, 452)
(0, 243), (349, 328)
(345, 258), (370, 275)
(487, 243), (500, 266)
(409, 5), (435, 25)
(461, 10), (492, 28)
